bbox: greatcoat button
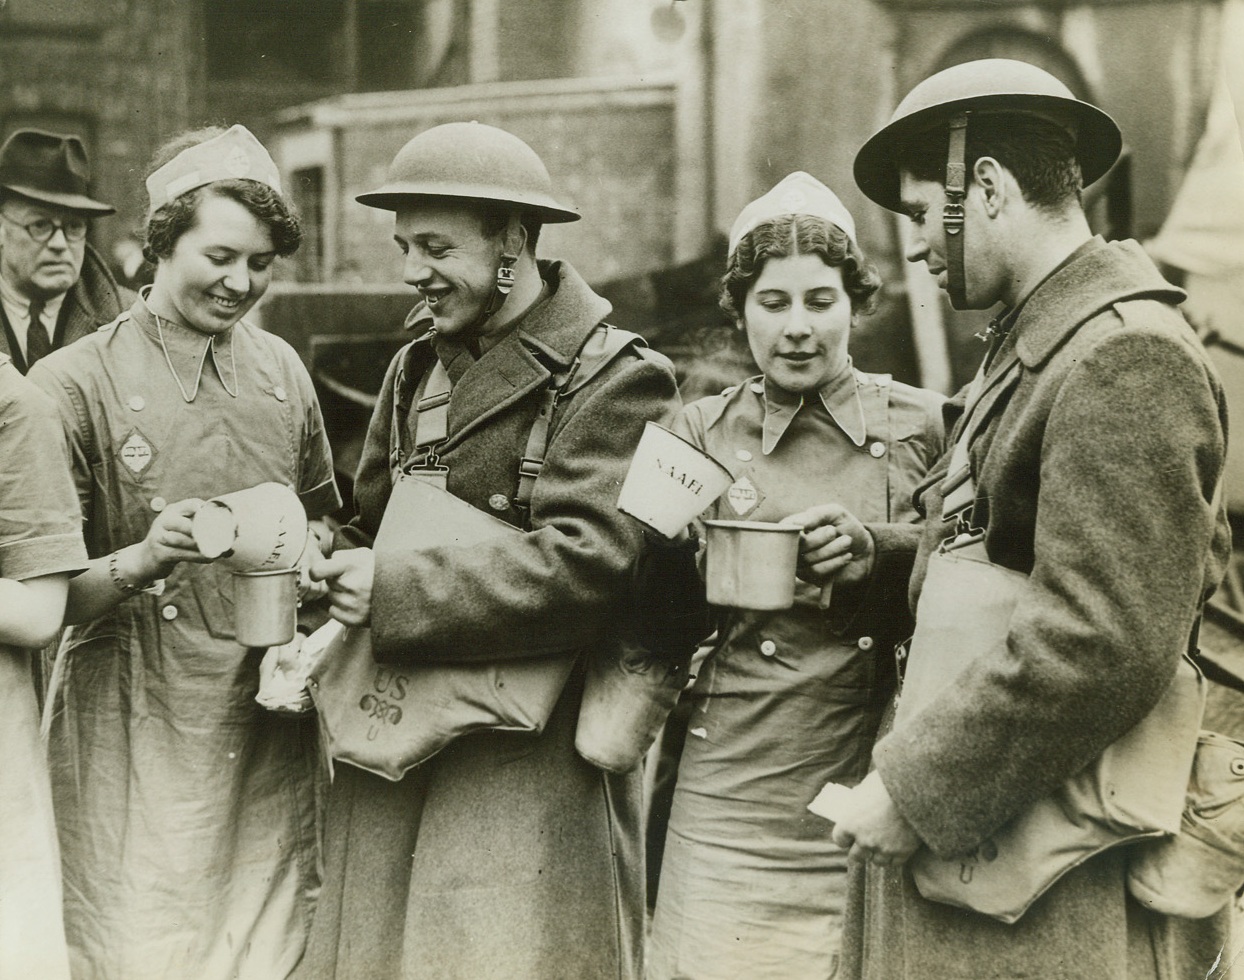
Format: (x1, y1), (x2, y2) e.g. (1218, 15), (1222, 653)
(735, 449), (753, 462)
(759, 639), (777, 657)
(161, 605), (179, 621)
(857, 636), (875, 652)
(273, 386), (287, 402)
(128, 395), (145, 411)
(488, 493), (510, 512)
(150, 496), (167, 512)
(869, 441), (886, 458)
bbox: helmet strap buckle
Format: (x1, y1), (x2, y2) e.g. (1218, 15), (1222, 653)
(944, 110), (970, 309)
(496, 255), (518, 296)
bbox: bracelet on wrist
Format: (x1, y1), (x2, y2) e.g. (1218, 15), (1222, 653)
(108, 551), (164, 598)
(108, 551), (145, 598)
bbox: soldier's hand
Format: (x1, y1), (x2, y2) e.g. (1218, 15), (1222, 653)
(830, 770), (922, 867)
(310, 548), (374, 626)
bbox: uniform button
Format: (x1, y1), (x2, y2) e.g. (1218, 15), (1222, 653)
(488, 493), (510, 512)
(273, 386), (287, 402)
(869, 441), (886, 458)
(150, 496), (166, 512)
(735, 448), (753, 462)
(857, 636), (875, 652)
(749, 381), (764, 395)
(128, 395), (145, 411)
(759, 639), (777, 657)
(161, 605), (179, 621)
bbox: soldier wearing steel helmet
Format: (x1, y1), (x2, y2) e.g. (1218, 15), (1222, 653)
(796, 60), (1232, 977)
(303, 122), (684, 979)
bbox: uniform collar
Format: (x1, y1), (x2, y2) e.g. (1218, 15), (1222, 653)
(134, 288), (238, 402)
(1012, 238), (1185, 369)
(759, 361), (867, 455)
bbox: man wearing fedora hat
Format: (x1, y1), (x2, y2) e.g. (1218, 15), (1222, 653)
(0, 129), (129, 374)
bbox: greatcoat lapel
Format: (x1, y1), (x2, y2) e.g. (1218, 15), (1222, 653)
(435, 260), (612, 450)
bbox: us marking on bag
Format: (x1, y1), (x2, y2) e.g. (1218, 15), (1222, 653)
(359, 666), (410, 741)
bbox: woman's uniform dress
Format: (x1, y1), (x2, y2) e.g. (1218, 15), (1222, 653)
(29, 299), (340, 980)
(0, 354), (88, 980)
(648, 366), (944, 980)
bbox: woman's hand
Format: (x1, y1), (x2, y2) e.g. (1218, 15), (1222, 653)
(135, 498), (211, 580)
(829, 770), (922, 867)
(784, 503), (876, 587)
(310, 548), (375, 626)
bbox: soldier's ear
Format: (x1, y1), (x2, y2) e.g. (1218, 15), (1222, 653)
(501, 214), (527, 258)
(973, 156), (1007, 216)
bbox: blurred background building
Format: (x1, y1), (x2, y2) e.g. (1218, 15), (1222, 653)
(2, 0), (1241, 494)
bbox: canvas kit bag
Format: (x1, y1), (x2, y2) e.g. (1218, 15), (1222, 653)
(308, 324), (684, 779)
(306, 472), (577, 781)
(895, 351), (1207, 923)
(896, 530), (1206, 923)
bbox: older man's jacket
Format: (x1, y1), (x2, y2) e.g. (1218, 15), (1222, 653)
(0, 243), (130, 373)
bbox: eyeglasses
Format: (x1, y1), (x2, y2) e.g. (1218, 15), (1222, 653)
(0, 212), (89, 244)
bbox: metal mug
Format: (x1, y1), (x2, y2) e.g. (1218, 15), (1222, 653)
(233, 568), (299, 647)
(703, 519), (802, 610)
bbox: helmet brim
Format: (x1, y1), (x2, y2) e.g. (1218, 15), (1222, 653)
(355, 184), (580, 224)
(854, 93), (1123, 213)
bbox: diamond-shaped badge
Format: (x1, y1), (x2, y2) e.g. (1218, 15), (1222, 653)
(726, 475), (763, 517)
(120, 429), (155, 476)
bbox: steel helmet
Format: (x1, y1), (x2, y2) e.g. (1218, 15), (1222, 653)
(854, 59), (1123, 213)
(356, 121), (580, 223)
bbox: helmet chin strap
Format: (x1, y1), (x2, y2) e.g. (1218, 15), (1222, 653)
(944, 110), (970, 310)
(471, 214), (526, 333)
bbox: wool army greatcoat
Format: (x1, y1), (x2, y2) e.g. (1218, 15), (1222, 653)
(842, 238), (1234, 980)
(297, 260), (681, 980)
(0, 242), (131, 373)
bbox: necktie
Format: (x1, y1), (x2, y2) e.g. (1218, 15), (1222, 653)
(26, 298), (51, 368)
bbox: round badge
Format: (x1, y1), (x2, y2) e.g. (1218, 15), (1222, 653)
(488, 493), (510, 512)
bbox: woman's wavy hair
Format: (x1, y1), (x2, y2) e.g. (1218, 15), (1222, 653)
(720, 213), (882, 322)
(143, 126), (302, 264)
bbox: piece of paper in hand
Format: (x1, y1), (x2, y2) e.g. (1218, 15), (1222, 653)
(807, 781), (854, 823)
(255, 621), (345, 715)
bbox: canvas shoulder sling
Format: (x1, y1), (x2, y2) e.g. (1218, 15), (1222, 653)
(307, 325), (653, 781)
(896, 350), (1206, 924)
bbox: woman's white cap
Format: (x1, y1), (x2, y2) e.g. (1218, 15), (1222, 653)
(727, 171), (857, 256)
(146, 124), (282, 216)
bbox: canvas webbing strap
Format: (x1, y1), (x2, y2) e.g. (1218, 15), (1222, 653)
(514, 325), (651, 512)
(412, 360), (451, 456)
(940, 348), (1021, 526)
(390, 324), (650, 515)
